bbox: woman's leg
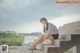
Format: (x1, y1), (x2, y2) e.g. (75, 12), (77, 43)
(38, 35), (54, 44)
(32, 35), (54, 47)
(47, 35), (54, 40)
(32, 35), (45, 47)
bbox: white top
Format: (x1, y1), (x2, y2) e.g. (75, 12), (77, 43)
(45, 23), (59, 34)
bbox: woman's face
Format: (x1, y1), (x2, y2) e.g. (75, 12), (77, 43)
(41, 20), (47, 25)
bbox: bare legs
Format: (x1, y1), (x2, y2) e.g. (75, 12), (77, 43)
(32, 34), (54, 47)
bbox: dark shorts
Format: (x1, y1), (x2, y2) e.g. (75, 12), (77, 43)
(51, 34), (59, 39)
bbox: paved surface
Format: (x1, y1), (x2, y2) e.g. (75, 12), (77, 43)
(8, 44), (43, 53)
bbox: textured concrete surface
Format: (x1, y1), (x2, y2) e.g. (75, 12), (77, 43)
(48, 34), (80, 53)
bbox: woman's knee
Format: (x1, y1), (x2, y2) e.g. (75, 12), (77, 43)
(47, 35), (54, 39)
(40, 35), (45, 39)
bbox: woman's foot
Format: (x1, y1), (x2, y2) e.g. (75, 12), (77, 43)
(28, 46), (36, 50)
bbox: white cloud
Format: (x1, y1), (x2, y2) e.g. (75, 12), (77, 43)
(49, 6), (80, 28)
(0, 0), (32, 10)
(14, 22), (43, 33)
(0, 0), (16, 9)
(49, 15), (80, 28)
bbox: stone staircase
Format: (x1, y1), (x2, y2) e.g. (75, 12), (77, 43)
(31, 21), (80, 53)
(31, 36), (80, 53)
(48, 34), (80, 53)
(7, 21), (80, 53)
(31, 34), (71, 53)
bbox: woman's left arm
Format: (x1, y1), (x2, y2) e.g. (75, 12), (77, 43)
(43, 32), (50, 41)
(43, 23), (52, 41)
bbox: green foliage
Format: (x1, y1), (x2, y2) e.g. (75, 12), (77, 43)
(0, 32), (24, 46)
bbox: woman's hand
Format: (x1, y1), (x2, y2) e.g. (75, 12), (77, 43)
(43, 32), (50, 41)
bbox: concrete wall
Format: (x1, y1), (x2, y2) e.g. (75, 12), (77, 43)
(59, 21), (80, 41)
(59, 21), (80, 34)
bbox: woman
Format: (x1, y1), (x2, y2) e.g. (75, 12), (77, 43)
(29, 17), (59, 50)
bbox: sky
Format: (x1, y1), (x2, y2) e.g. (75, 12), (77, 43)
(0, 0), (80, 33)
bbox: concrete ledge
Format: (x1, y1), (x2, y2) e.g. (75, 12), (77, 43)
(59, 34), (71, 41)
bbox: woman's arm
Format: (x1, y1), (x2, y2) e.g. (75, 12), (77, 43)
(43, 32), (50, 41)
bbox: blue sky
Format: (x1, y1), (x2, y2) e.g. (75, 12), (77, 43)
(0, 0), (80, 33)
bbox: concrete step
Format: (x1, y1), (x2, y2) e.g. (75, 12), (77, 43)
(52, 40), (60, 47)
(43, 44), (57, 48)
(42, 44), (57, 53)
(32, 49), (44, 53)
(22, 44), (32, 53)
(42, 38), (71, 53)
(8, 46), (20, 53)
(16, 46), (25, 53)
(59, 34), (71, 41)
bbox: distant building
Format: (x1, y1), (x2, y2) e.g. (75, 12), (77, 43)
(19, 32), (42, 36)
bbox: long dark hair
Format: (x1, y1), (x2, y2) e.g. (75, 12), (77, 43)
(43, 23), (48, 33)
(40, 17), (48, 33)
